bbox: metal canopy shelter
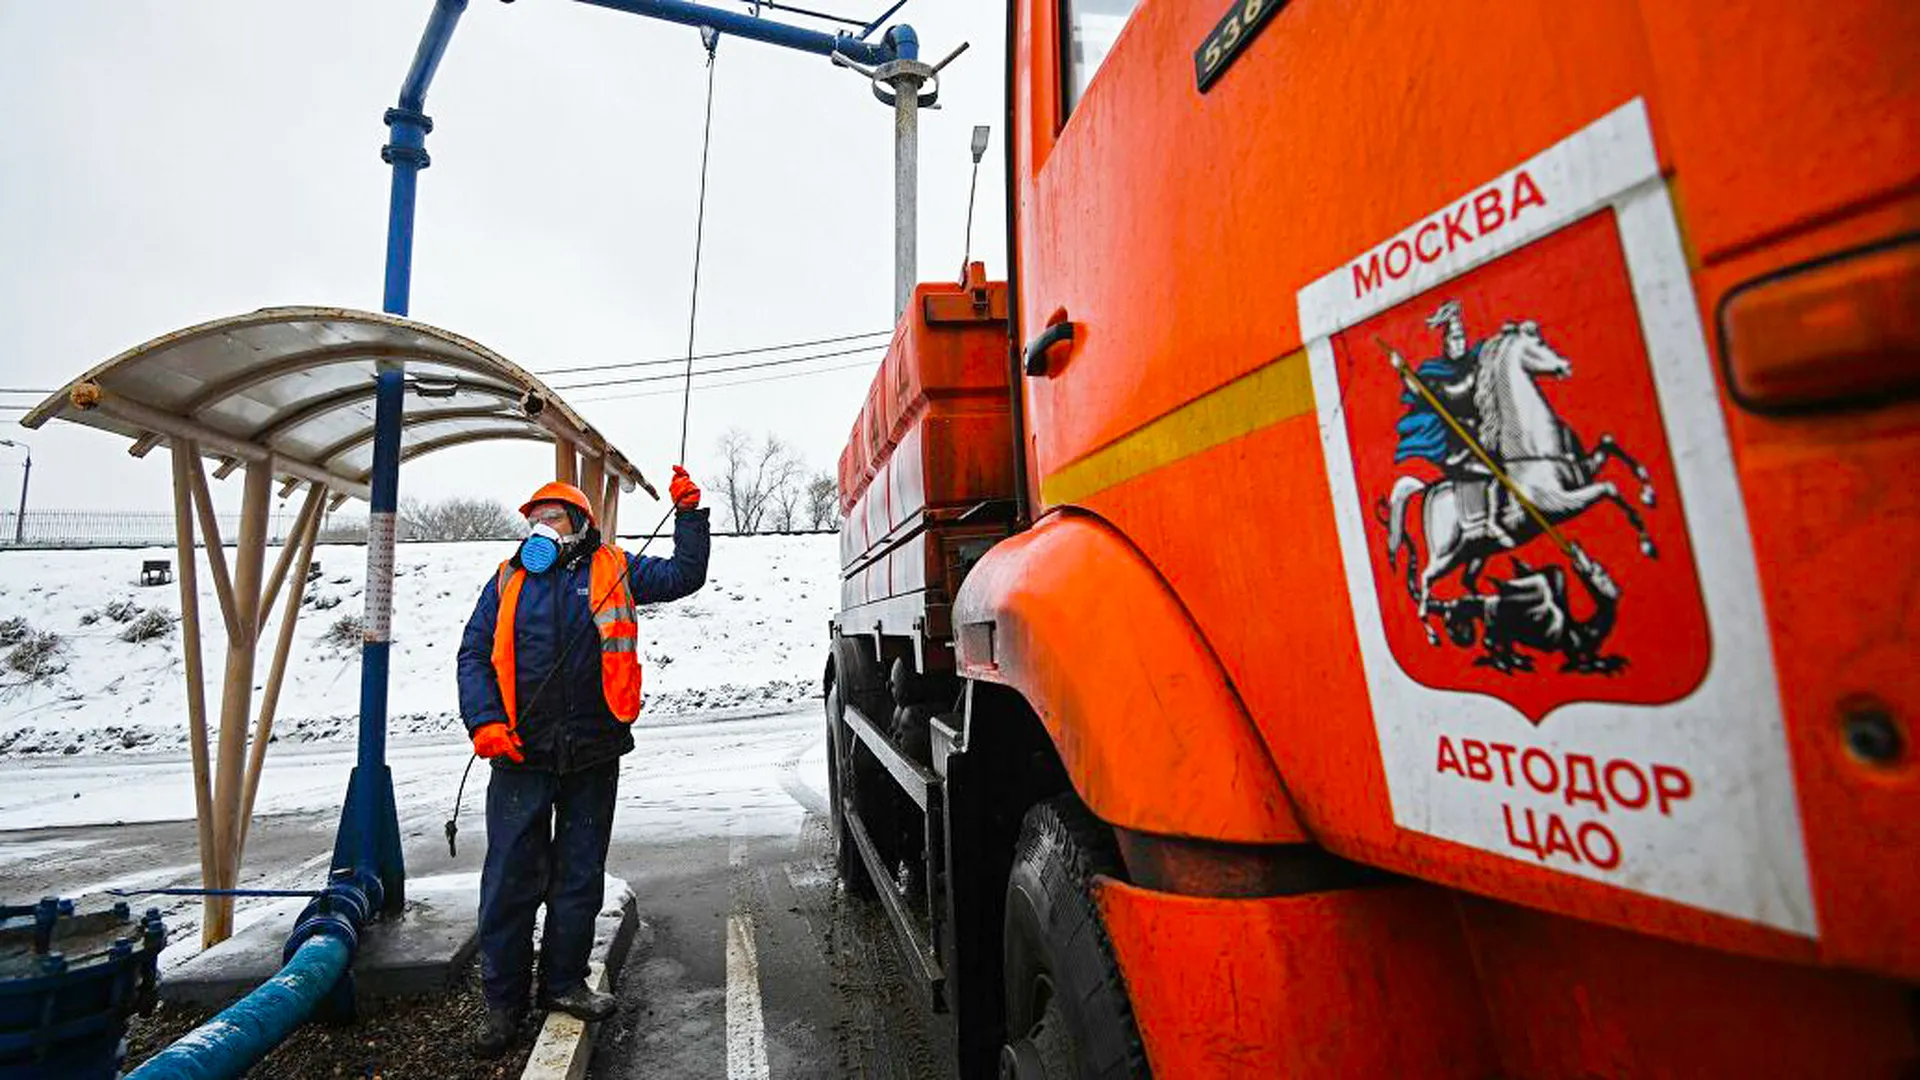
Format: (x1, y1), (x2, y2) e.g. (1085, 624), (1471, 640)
(17, 306), (653, 945)
(19, 305), (651, 524)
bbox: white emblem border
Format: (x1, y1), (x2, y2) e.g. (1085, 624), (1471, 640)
(1296, 99), (1816, 936)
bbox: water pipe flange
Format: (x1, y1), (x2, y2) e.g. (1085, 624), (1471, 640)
(382, 107), (435, 134)
(381, 144), (432, 169)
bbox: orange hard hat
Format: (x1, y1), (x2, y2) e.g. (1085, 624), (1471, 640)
(519, 481), (596, 527)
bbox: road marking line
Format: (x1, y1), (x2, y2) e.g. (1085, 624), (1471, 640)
(725, 912), (771, 1080)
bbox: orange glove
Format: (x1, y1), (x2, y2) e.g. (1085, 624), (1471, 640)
(471, 722), (524, 763)
(669, 465), (701, 511)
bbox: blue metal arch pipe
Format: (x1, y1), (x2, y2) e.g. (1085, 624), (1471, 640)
(574, 0), (898, 64)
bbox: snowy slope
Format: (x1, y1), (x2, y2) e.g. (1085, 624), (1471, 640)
(0, 533), (837, 757)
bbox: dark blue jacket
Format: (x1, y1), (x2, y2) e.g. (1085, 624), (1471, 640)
(457, 509), (710, 773)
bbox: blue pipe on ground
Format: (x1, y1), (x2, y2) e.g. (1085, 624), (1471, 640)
(126, 875), (379, 1080)
(123, 935), (350, 1080)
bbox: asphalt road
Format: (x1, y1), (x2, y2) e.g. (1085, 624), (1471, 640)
(0, 708), (955, 1079)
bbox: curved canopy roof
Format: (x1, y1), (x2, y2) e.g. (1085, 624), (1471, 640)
(20, 306), (649, 505)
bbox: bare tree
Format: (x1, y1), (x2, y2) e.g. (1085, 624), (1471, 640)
(769, 470), (802, 533)
(715, 429), (802, 534)
(804, 471), (838, 531)
(398, 496), (522, 541)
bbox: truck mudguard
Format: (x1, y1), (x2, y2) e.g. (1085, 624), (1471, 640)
(953, 511), (1306, 844)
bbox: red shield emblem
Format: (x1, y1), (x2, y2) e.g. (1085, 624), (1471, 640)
(1328, 210), (1710, 722)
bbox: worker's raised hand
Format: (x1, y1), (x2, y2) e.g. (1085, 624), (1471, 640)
(471, 722), (524, 764)
(669, 465), (701, 512)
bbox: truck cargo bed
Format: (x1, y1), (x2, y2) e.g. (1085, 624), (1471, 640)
(836, 265), (1014, 660)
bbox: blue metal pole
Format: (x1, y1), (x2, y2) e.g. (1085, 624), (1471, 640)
(336, 0), (470, 917)
(380, 116), (427, 318)
(125, 935), (352, 1080)
(332, 368), (407, 913)
(382, 0), (467, 317)
(571, 0), (896, 65)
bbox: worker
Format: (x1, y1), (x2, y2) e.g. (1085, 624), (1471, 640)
(456, 468), (708, 1057)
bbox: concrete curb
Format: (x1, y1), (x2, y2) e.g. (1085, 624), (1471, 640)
(520, 879), (644, 1080)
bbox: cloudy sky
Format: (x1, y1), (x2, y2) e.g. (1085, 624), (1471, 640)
(0, 0), (1007, 516)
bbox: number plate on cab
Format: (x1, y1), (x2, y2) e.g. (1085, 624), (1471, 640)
(1194, 0), (1288, 92)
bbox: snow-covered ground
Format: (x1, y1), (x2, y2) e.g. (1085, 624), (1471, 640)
(0, 709), (831, 967)
(0, 533), (837, 758)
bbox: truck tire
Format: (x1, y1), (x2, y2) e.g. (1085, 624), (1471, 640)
(1000, 796), (1150, 1080)
(825, 681), (874, 898)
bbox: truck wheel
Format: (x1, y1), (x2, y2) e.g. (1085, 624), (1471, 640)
(826, 682), (873, 897)
(1000, 796), (1149, 1080)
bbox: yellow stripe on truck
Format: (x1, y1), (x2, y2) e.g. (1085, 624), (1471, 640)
(1041, 348), (1315, 506)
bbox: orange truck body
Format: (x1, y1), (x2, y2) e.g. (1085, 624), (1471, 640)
(832, 1), (1918, 1075)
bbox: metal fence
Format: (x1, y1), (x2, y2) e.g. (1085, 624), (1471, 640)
(0, 509), (363, 549)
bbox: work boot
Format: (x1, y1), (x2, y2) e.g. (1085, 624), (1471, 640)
(542, 983), (617, 1023)
(471, 1007), (525, 1058)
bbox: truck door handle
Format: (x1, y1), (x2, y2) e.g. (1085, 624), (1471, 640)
(1022, 320), (1076, 377)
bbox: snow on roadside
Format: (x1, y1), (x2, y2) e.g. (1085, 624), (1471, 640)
(0, 533), (836, 758)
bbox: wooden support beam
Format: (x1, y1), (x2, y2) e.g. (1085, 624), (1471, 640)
(84, 388), (372, 500)
(256, 484), (324, 627)
(170, 443), (220, 949)
(184, 454), (241, 642)
(601, 473), (621, 540)
(581, 454), (606, 525)
(207, 459), (271, 938)
(239, 483), (325, 852)
(555, 442), (579, 485)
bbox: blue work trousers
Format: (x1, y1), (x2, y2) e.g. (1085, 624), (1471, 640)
(478, 759), (618, 1012)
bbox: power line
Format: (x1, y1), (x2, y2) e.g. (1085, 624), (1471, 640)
(533, 329), (890, 377)
(0, 330), (897, 394)
(550, 342), (885, 392)
(575, 356), (881, 404)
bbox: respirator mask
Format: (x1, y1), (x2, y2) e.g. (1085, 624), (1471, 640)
(518, 499), (576, 572)
(519, 522), (570, 573)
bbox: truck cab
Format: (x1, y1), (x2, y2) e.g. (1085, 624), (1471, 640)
(828, 2), (1919, 1076)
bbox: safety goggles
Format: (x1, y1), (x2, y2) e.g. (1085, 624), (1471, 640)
(525, 505), (571, 529)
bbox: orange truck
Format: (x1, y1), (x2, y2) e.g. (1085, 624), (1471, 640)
(824, 2), (1919, 1076)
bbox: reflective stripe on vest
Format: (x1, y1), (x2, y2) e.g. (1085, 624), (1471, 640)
(490, 544), (644, 727)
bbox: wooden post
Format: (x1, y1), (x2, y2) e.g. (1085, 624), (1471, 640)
(238, 482), (325, 852)
(601, 474), (621, 540)
(581, 454), (606, 525)
(169, 441), (220, 949)
(185, 454), (241, 642)
(206, 459), (271, 940)
(554, 442), (579, 486)
(256, 484), (324, 627)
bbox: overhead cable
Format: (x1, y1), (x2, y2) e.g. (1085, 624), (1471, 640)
(551, 341), (884, 392)
(574, 356), (880, 404)
(532, 328), (889, 377)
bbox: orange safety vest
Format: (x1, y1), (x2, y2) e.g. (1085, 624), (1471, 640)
(490, 544), (643, 726)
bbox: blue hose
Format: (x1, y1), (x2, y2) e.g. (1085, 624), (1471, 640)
(124, 934), (351, 1080)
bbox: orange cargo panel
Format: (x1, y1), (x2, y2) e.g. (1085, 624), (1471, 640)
(838, 266), (1015, 577)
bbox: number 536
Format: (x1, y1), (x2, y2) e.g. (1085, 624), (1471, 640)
(1199, 0), (1276, 83)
